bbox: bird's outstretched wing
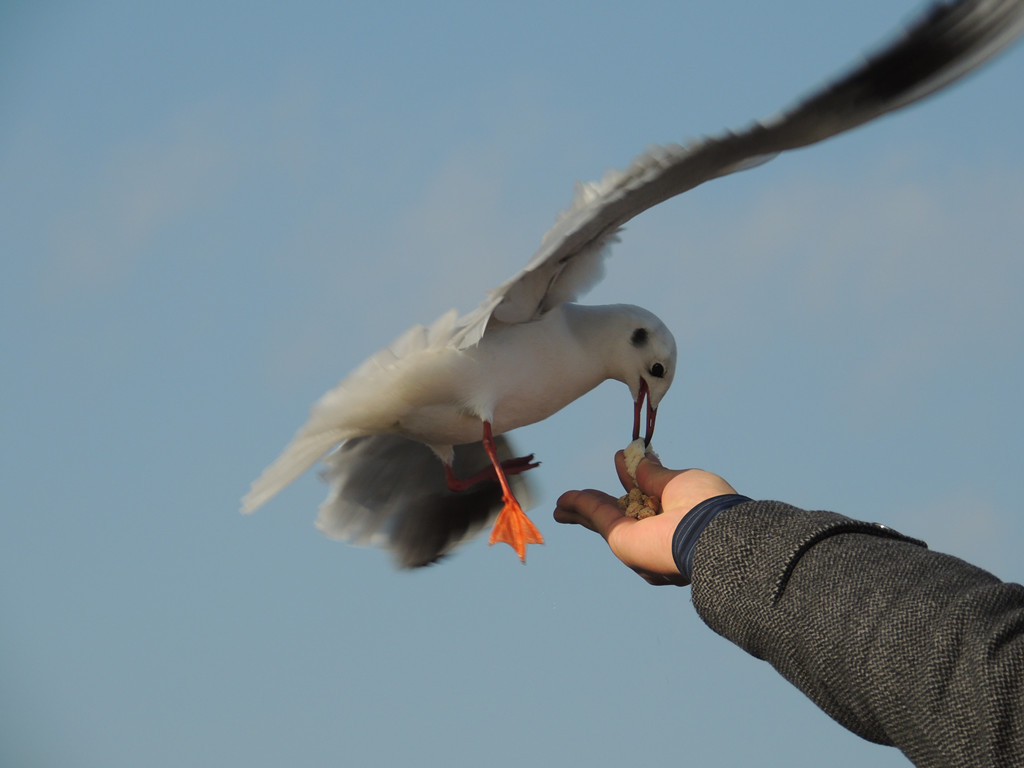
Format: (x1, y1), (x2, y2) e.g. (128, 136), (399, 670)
(452, 0), (1024, 349)
(316, 433), (534, 568)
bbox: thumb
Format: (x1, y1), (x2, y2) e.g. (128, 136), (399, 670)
(614, 451), (680, 497)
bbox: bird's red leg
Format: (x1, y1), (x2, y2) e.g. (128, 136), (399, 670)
(444, 453), (538, 492)
(479, 422), (543, 562)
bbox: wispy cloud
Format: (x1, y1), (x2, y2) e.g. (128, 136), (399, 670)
(648, 153), (1023, 356)
(45, 117), (234, 300)
(263, 94), (565, 389)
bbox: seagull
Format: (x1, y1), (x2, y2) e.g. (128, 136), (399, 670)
(243, 0), (1024, 567)
(245, 299), (677, 565)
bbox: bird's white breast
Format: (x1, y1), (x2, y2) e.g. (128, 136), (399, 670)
(392, 305), (608, 447)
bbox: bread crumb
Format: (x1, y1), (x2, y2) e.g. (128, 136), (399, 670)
(617, 486), (661, 520)
(620, 439), (661, 518)
(623, 438), (646, 481)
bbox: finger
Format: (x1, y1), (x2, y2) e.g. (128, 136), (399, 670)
(613, 449), (666, 490)
(552, 503), (595, 530)
(554, 489), (631, 537)
(613, 451), (680, 498)
(614, 451), (634, 490)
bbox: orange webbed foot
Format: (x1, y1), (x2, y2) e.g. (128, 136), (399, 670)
(489, 497), (544, 562)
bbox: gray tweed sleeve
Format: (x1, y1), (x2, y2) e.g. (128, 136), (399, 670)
(690, 501), (1024, 768)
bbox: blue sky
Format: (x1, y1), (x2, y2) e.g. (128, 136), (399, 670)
(2, 2), (1022, 766)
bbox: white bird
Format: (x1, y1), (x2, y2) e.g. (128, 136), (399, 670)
(246, 300), (677, 565)
(243, 0), (1024, 566)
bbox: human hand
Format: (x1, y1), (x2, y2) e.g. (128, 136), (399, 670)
(554, 452), (737, 585)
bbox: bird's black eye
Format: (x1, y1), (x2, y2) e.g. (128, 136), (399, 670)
(650, 362), (665, 378)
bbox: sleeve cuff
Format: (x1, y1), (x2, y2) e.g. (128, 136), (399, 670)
(672, 494), (752, 581)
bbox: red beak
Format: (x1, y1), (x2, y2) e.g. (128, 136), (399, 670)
(632, 379), (657, 446)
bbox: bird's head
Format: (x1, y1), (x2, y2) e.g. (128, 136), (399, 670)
(613, 306), (676, 446)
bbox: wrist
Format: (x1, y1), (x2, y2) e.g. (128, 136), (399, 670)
(671, 494), (752, 581)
